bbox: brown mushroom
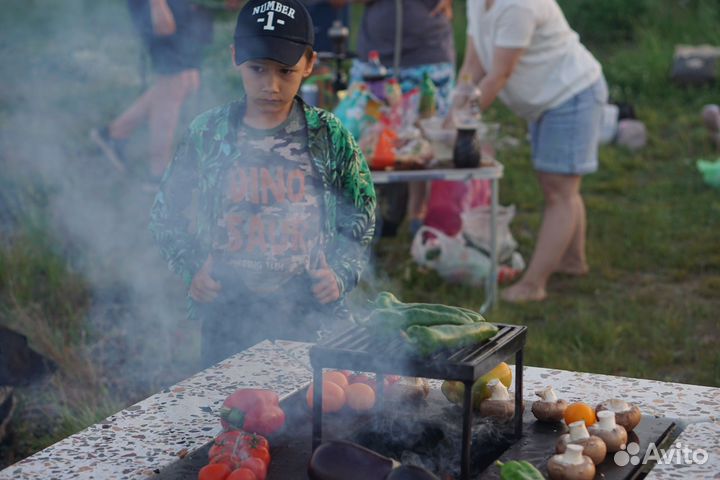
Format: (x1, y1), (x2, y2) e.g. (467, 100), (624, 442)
(547, 444), (596, 480)
(531, 386), (568, 423)
(479, 379), (517, 421)
(589, 410), (628, 453)
(556, 420), (607, 465)
(596, 398), (642, 432)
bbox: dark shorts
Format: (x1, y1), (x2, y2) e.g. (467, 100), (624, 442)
(128, 0), (213, 75)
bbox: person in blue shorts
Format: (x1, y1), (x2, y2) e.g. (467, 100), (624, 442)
(457, 0), (608, 302)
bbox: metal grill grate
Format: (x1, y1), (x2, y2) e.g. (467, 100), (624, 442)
(310, 323), (527, 383)
(309, 323), (528, 480)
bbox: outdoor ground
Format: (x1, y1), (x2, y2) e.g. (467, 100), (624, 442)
(1, 0), (719, 468)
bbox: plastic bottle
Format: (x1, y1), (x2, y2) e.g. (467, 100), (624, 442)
(419, 72), (437, 119)
(451, 73), (482, 129)
(385, 78), (402, 107)
(362, 50), (389, 101)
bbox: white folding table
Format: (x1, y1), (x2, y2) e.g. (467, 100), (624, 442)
(370, 161), (504, 313)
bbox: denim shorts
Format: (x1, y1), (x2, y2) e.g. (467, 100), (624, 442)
(529, 77), (608, 175)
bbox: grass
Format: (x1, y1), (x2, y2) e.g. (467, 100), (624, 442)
(1, 0), (720, 469)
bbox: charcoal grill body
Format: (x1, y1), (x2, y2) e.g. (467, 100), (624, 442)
(309, 323), (527, 480)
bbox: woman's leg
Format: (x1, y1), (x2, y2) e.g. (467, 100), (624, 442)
(502, 172), (582, 302)
(149, 69), (200, 177)
(556, 192), (589, 275)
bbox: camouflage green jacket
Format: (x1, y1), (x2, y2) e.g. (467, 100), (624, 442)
(150, 97), (376, 308)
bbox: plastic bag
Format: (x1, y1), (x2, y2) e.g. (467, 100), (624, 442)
(411, 226), (491, 286)
(359, 122), (397, 170)
(697, 158), (720, 188)
(424, 180), (491, 236)
(460, 205), (518, 263)
(333, 85), (370, 141)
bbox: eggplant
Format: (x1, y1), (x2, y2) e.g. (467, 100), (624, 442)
(385, 465), (440, 480)
(307, 440), (396, 480)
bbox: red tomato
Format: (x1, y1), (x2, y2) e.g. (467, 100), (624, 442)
(209, 453), (242, 470)
(248, 446), (271, 467)
(240, 433), (269, 451)
(198, 463), (231, 480)
(239, 457), (267, 480)
(227, 468), (257, 480)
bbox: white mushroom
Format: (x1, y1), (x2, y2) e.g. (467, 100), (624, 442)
(589, 410), (628, 452)
(531, 386), (568, 423)
(556, 420), (607, 465)
(596, 398), (642, 432)
(385, 377), (430, 404)
(479, 379), (517, 421)
(547, 444), (596, 480)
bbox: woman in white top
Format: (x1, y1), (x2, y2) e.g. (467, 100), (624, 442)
(457, 0), (608, 302)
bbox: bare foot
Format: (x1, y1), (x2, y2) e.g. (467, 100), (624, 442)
(554, 262), (589, 276)
(501, 283), (547, 303)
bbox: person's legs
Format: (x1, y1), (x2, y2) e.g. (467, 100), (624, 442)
(108, 88), (155, 140)
(149, 69), (200, 177)
(407, 181), (428, 234)
(556, 192), (588, 275)
(501, 172), (582, 302)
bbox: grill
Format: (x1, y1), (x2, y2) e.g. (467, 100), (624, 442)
(309, 323), (527, 480)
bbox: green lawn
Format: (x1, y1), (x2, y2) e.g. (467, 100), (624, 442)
(1, 0), (719, 468)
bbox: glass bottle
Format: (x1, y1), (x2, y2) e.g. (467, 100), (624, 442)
(452, 74), (482, 168)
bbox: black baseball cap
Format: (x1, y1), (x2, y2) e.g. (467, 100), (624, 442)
(234, 0), (315, 66)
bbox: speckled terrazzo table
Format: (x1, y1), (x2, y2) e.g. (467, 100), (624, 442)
(1, 340), (718, 479)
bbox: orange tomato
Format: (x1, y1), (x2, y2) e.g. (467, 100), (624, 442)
(564, 402), (597, 427)
(198, 463), (232, 480)
(324, 371), (349, 389)
(226, 468), (257, 480)
(306, 381), (346, 413)
(344, 382), (376, 412)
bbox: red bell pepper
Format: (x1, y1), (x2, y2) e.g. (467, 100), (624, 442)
(219, 389), (285, 436)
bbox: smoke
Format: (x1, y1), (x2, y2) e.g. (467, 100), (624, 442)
(0, 0), (239, 396)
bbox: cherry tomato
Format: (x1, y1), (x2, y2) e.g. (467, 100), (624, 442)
(248, 446), (271, 467)
(239, 457), (267, 480)
(209, 453), (242, 470)
(226, 468), (257, 480)
(198, 463), (231, 480)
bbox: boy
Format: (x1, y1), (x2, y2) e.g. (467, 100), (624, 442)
(150, 0), (376, 367)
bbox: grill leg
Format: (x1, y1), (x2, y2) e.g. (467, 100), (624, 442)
(461, 380), (473, 480)
(375, 373), (384, 412)
(312, 367), (323, 450)
(514, 349), (524, 439)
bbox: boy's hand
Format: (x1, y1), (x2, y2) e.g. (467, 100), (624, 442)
(190, 255), (221, 303)
(308, 252), (340, 305)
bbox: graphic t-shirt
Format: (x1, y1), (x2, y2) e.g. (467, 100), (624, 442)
(213, 101), (324, 294)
